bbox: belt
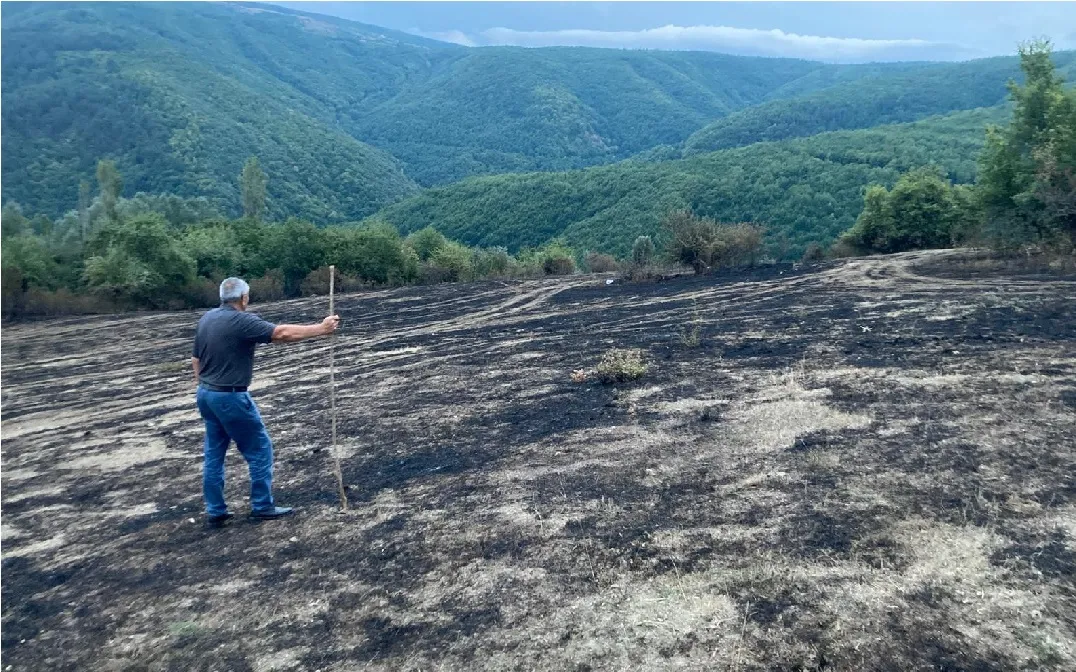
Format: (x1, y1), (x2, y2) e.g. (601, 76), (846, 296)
(200, 383), (248, 393)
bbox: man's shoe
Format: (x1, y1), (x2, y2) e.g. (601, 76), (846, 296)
(206, 513), (234, 528)
(249, 506), (295, 520)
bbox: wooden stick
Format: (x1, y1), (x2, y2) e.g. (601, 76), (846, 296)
(329, 265), (348, 510)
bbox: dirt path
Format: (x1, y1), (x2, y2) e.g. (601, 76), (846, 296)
(2, 250), (1074, 671)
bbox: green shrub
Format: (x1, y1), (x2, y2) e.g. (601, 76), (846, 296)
(662, 209), (764, 274)
(473, 246), (513, 278)
(406, 226), (448, 261)
(596, 348), (649, 384)
(540, 241), (577, 276)
(839, 167), (972, 254)
(428, 241), (475, 282)
(83, 213), (196, 306)
(632, 235), (655, 266)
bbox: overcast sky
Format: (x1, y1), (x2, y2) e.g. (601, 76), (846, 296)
(270, 2), (1076, 63)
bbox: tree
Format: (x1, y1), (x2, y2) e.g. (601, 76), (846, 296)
(84, 213), (196, 305)
(977, 39), (1076, 247)
(182, 225), (246, 279)
(95, 160), (123, 224)
(327, 223), (417, 285)
(839, 167), (970, 254)
(406, 226), (448, 261)
(78, 180), (91, 244)
(262, 219), (325, 296)
(632, 235), (655, 266)
(240, 157), (267, 221)
(1, 202), (29, 239)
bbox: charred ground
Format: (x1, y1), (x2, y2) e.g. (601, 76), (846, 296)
(2, 249), (1074, 671)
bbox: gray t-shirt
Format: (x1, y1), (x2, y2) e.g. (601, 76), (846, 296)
(192, 305), (277, 388)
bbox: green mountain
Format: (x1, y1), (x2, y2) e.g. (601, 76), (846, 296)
(0, 2), (443, 223)
(2, 1), (928, 221)
(370, 106), (1008, 259)
(345, 48), (909, 186)
(682, 53), (1076, 156)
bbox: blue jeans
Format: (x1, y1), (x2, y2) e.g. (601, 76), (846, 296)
(196, 387), (275, 516)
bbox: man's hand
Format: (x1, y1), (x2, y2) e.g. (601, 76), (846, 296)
(322, 315), (341, 335)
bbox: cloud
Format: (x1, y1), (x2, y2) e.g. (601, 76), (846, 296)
(409, 29), (477, 47)
(410, 24), (982, 63)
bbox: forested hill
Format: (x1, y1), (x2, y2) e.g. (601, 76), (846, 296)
(368, 106), (1008, 259)
(1, 1), (444, 223)
(4, 1), (929, 221)
(681, 52), (1076, 156)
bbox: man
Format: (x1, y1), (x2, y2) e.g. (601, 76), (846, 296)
(192, 277), (340, 527)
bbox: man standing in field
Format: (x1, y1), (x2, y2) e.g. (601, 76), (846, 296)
(192, 277), (339, 527)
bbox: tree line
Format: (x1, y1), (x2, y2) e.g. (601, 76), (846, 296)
(0, 156), (585, 317)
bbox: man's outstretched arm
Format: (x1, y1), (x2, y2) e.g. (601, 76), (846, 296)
(271, 315), (340, 343)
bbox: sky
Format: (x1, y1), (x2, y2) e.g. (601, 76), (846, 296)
(270, 2), (1076, 63)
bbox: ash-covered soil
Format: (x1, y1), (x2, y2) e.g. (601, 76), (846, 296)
(2, 249), (1074, 671)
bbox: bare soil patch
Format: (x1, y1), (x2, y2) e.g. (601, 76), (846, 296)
(2, 249), (1074, 670)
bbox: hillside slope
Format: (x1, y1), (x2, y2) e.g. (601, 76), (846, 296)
(683, 52), (1076, 156)
(2, 2), (929, 219)
(0, 2), (442, 222)
(347, 48), (896, 185)
(370, 106), (1007, 258)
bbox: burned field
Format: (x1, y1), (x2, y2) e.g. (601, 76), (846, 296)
(2, 249), (1075, 671)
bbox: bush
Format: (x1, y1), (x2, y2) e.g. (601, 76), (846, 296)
(299, 266), (367, 296)
(801, 242), (826, 263)
(679, 299), (702, 347)
(472, 246), (513, 278)
(712, 222), (764, 268)
(3, 287), (118, 318)
(585, 252), (619, 273)
(622, 264), (662, 282)
(427, 241), (475, 282)
(839, 167), (973, 254)
(249, 269), (286, 302)
(179, 277), (222, 309)
(84, 213), (196, 306)
(596, 348), (648, 384)
(662, 209), (764, 274)
(632, 236), (655, 266)
(540, 242), (576, 276)
(325, 223), (415, 287)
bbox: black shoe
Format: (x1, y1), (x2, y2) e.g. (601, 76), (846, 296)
(206, 513), (234, 528)
(249, 506), (295, 520)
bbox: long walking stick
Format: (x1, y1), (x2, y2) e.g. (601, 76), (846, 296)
(329, 265), (348, 510)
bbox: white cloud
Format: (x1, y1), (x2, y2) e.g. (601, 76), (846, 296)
(411, 24), (981, 63)
(409, 28), (477, 47)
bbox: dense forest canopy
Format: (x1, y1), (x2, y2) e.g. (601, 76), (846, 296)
(371, 107), (1008, 257)
(3, 1), (1046, 221)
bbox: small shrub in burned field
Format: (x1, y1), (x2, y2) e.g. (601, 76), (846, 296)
(679, 298), (702, 347)
(596, 348), (649, 384)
